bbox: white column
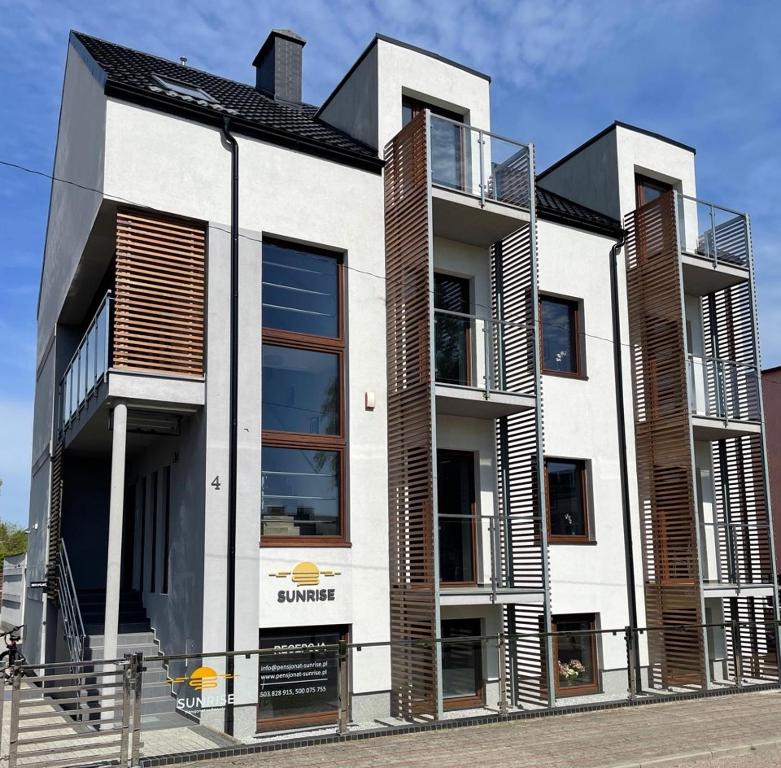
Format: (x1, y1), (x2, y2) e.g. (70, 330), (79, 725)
(103, 402), (128, 663)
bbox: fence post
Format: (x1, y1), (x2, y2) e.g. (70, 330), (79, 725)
(733, 619), (743, 688)
(497, 634), (508, 715)
(337, 641), (349, 735)
(120, 654), (132, 767)
(0, 663), (6, 755)
(624, 627), (637, 699)
(130, 652), (143, 766)
(8, 666), (21, 768)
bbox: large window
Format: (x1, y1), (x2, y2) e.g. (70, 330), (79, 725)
(545, 458), (590, 543)
(257, 625), (346, 730)
(441, 618), (484, 710)
(635, 174), (672, 208)
(553, 614), (599, 696)
(261, 240), (345, 544)
(540, 296), (582, 377)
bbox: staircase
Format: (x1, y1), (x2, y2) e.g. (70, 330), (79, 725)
(77, 589), (186, 727)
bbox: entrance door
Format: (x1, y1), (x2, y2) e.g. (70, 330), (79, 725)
(441, 617), (484, 710)
(437, 450), (477, 585)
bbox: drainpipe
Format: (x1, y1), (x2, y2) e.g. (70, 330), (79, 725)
(609, 233), (643, 693)
(221, 116), (239, 736)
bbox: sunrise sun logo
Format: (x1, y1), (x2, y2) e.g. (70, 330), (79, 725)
(168, 665), (235, 690)
(169, 666), (238, 713)
(269, 561), (341, 586)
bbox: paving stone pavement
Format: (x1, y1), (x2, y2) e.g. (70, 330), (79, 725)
(183, 690), (781, 768)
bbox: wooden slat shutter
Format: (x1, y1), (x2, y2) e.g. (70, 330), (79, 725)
(114, 210), (206, 376)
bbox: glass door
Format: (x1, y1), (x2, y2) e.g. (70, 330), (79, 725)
(434, 273), (471, 386)
(437, 450), (477, 585)
(441, 618), (484, 710)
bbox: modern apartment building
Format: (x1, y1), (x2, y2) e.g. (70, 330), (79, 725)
(24, 27), (778, 738)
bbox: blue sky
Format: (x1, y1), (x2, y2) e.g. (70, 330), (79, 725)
(1, 0), (780, 526)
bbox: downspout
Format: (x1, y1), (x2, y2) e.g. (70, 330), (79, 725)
(221, 116), (239, 736)
(609, 233), (643, 693)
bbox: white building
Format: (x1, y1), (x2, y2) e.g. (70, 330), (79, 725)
(24, 28), (778, 737)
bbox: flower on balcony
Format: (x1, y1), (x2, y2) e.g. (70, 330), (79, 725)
(558, 658), (586, 681)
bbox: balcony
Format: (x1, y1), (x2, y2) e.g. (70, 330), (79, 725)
(434, 309), (535, 418)
(59, 291), (204, 444)
(677, 195), (751, 295)
(438, 512), (545, 606)
(687, 355), (761, 440)
(428, 114), (532, 247)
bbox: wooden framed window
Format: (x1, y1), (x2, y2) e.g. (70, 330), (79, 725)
(540, 295), (583, 377)
(545, 458), (590, 544)
(553, 614), (599, 696)
(257, 625), (348, 731)
(434, 273), (472, 387)
(437, 450), (477, 585)
(261, 239), (346, 546)
(635, 173), (673, 208)
(441, 617), (484, 710)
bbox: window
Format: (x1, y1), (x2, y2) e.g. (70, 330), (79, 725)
(635, 174), (673, 208)
(257, 625), (346, 730)
(151, 74), (216, 103)
(540, 296), (582, 377)
(437, 450), (476, 584)
(434, 273), (471, 386)
(441, 618), (484, 710)
(553, 614), (599, 696)
(261, 240), (345, 544)
(545, 459), (589, 543)
(401, 96), (464, 126)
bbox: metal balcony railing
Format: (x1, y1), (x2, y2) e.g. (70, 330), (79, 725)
(687, 354), (760, 422)
(60, 291), (112, 429)
(428, 114), (532, 209)
(676, 193), (750, 269)
(434, 309), (531, 399)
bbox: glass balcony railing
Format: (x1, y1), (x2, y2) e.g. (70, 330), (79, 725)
(687, 354), (760, 422)
(60, 292), (112, 429)
(429, 114), (532, 209)
(676, 194), (750, 269)
(434, 309), (531, 398)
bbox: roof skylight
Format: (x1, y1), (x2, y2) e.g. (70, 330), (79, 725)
(151, 74), (216, 103)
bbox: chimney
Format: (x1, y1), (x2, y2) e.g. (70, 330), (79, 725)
(253, 29), (306, 103)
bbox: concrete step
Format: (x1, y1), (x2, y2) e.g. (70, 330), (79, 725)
(86, 631), (156, 646)
(141, 695), (179, 715)
(84, 621), (151, 634)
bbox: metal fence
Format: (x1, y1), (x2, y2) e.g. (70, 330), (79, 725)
(3, 619), (779, 767)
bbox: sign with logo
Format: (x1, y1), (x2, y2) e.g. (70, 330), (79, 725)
(258, 626), (343, 728)
(168, 666), (236, 715)
(269, 561), (341, 604)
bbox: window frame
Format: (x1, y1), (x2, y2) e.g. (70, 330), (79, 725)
(539, 294), (583, 379)
(257, 624), (349, 731)
(552, 613), (600, 697)
(441, 617), (485, 711)
(261, 239), (347, 548)
(434, 272), (473, 388)
(544, 457), (591, 545)
(635, 173), (673, 208)
(151, 73), (217, 103)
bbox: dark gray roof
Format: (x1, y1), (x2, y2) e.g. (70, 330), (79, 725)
(536, 186), (622, 237)
(71, 31), (382, 171)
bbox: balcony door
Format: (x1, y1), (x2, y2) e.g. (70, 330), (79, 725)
(437, 450), (477, 585)
(434, 273), (471, 386)
(441, 617), (484, 710)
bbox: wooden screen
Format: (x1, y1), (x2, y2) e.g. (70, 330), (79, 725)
(725, 595), (778, 682)
(385, 112), (438, 718)
(492, 226), (550, 705)
(625, 191), (706, 687)
(114, 210), (206, 376)
(46, 441), (64, 600)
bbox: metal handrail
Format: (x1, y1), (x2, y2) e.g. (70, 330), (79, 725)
(58, 540), (86, 667)
(686, 353), (760, 422)
(59, 291), (112, 430)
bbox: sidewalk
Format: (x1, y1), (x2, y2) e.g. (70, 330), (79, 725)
(180, 689), (781, 768)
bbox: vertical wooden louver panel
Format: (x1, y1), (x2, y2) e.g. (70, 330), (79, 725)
(625, 191), (706, 688)
(114, 210), (205, 376)
(492, 225), (550, 706)
(384, 112), (438, 719)
(46, 441), (64, 602)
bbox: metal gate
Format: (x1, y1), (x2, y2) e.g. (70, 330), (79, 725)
(2, 654), (143, 768)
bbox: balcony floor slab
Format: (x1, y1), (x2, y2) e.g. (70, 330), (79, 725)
(435, 383), (535, 418)
(702, 582), (775, 599)
(691, 415), (761, 441)
(681, 252), (748, 295)
(439, 586), (545, 606)
(432, 186), (530, 247)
